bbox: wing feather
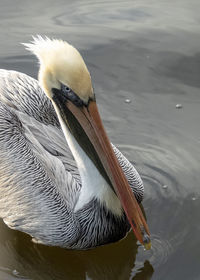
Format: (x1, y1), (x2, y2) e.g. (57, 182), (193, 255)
(0, 70), (80, 246)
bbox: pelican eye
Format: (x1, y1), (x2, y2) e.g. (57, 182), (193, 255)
(60, 84), (84, 107)
(62, 85), (71, 93)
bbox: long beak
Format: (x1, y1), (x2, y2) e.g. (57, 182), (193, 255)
(57, 97), (151, 249)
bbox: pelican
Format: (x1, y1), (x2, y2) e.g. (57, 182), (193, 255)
(0, 37), (151, 250)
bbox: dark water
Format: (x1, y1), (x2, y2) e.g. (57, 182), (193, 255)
(0, 0), (200, 279)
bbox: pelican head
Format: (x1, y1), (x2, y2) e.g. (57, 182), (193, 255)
(24, 36), (151, 249)
(24, 36), (93, 103)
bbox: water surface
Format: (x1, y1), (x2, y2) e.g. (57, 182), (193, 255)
(0, 0), (200, 279)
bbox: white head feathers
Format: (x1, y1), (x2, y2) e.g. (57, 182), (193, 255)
(23, 36), (93, 102)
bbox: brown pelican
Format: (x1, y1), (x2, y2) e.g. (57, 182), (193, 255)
(0, 36), (151, 250)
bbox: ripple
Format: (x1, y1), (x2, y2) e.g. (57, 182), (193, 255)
(116, 143), (182, 202)
(0, 266), (28, 280)
(137, 234), (174, 268)
(117, 141), (200, 201)
(116, 142), (196, 273)
(52, 1), (151, 27)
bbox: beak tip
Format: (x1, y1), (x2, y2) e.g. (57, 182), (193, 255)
(143, 234), (151, 250)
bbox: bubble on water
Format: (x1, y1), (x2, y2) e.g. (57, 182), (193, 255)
(176, 104), (183, 109)
(124, 99), (131, 104)
(12, 269), (19, 276)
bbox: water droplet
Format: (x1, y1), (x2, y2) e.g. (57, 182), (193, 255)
(12, 270), (19, 276)
(125, 99), (131, 104)
(176, 104), (183, 109)
(192, 197), (197, 201)
(162, 185), (168, 189)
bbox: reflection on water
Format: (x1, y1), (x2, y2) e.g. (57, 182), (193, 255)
(0, 0), (200, 279)
(0, 221), (154, 280)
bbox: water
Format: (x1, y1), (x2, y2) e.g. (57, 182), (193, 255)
(0, 0), (200, 279)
